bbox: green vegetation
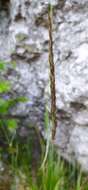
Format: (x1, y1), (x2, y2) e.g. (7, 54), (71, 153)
(0, 61), (88, 189)
(0, 60), (27, 155)
(9, 143), (88, 190)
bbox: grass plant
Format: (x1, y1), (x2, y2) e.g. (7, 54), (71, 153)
(0, 6), (88, 189)
(10, 142), (88, 190)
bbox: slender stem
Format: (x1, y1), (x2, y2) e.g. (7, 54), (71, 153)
(0, 120), (10, 144)
(48, 4), (57, 140)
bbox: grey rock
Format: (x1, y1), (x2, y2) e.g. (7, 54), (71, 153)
(0, 0), (88, 171)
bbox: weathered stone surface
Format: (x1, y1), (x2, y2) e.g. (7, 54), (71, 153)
(1, 0), (88, 171)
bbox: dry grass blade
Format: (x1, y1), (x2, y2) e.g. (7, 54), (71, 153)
(48, 4), (57, 140)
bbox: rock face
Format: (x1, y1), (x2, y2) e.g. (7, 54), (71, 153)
(1, 0), (88, 171)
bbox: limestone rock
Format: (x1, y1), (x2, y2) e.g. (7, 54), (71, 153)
(0, 0), (88, 171)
